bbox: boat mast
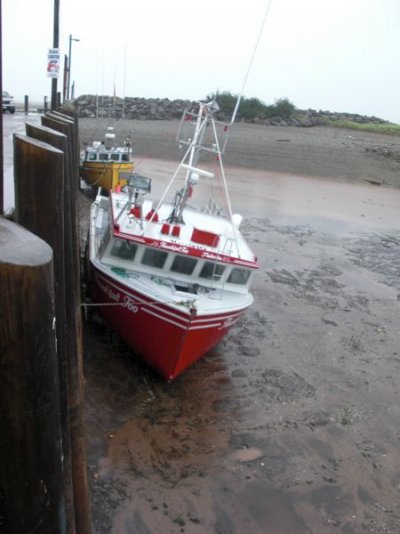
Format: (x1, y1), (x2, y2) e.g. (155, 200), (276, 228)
(168, 101), (210, 224)
(186, 101), (207, 170)
(223, 0), (273, 152)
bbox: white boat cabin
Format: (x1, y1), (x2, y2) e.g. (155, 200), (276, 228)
(92, 188), (258, 298)
(83, 143), (131, 164)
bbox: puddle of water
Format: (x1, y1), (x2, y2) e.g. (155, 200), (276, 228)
(232, 447), (264, 462)
(137, 158), (400, 234)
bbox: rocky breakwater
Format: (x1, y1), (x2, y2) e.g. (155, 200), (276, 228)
(75, 94), (388, 127)
(76, 95), (188, 121)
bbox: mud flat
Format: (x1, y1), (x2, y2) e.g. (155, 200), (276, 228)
(80, 119), (400, 533)
(79, 118), (400, 188)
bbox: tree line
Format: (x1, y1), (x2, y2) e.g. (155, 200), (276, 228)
(206, 92), (296, 120)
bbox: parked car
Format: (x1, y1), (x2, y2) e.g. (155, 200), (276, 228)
(2, 91), (15, 113)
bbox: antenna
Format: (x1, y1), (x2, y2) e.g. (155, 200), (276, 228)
(223, 0), (274, 151)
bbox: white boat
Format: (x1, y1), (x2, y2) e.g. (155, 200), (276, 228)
(86, 100), (259, 379)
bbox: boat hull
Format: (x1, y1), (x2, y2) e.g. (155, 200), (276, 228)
(81, 161), (134, 190)
(88, 265), (248, 380)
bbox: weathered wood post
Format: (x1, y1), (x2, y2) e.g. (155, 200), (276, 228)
(23, 123), (76, 533)
(41, 112), (92, 534)
(24, 95), (29, 114)
(0, 217), (66, 533)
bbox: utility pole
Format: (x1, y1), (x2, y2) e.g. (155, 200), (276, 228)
(67, 34), (80, 100)
(0, 0), (3, 215)
(51, 0), (60, 110)
(63, 54), (68, 102)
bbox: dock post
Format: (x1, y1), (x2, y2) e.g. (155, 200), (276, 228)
(23, 124), (77, 532)
(0, 218), (66, 533)
(41, 112), (92, 534)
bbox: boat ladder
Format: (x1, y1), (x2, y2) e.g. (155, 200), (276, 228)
(208, 263), (225, 300)
(208, 236), (235, 300)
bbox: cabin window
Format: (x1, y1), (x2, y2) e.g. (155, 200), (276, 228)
(111, 153), (120, 161)
(227, 267), (250, 285)
(170, 255), (197, 275)
(88, 153), (97, 161)
(109, 238), (137, 260)
(141, 248), (168, 268)
(99, 153), (109, 161)
(121, 154), (129, 162)
(199, 261), (225, 280)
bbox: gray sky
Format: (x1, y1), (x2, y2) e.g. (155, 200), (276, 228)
(3, 0), (400, 123)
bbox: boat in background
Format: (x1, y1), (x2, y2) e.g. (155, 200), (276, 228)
(80, 127), (133, 190)
(86, 100), (259, 380)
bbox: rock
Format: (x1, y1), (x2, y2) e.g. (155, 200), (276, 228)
(74, 94), (389, 127)
(296, 116), (313, 127)
(232, 369), (247, 378)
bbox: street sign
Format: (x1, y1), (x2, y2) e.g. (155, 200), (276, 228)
(47, 48), (60, 78)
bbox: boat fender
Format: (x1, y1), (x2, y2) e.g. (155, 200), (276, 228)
(161, 223), (170, 235)
(145, 209), (159, 222)
(111, 266), (128, 277)
(232, 213), (243, 228)
(172, 225), (180, 237)
(129, 206), (141, 218)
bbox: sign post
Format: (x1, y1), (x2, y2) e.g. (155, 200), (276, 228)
(51, 0), (60, 110)
(47, 48), (60, 78)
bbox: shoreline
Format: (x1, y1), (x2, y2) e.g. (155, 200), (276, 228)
(79, 118), (400, 189)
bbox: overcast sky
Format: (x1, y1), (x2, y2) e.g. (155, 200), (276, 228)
(3, 0), (400, 123)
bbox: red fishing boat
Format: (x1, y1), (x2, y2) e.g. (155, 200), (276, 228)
(87, 100), (259, 379)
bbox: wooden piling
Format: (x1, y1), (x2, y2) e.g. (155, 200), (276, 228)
(0, 217), (66, 533)
(13, 134), (64, 244)
(0, 5), (3, 216)
(24, 123), (76, 533)
(41, 112), (92, 534)
(43, 111), (80, 185)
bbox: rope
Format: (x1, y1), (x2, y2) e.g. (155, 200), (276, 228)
(82, 301), (127, 308)
(81, 299), (193, 309)
(81, 298), (196, 319)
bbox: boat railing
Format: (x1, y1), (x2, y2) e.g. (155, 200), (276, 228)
(201, 198), (224, 217)
(220, 236), (235, 257)
(176, 103), (230, 156)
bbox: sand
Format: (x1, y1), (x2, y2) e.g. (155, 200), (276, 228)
(79, 119), (400, 533)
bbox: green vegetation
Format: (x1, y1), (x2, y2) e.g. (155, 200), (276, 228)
(328, 120), (400, 136)
(206, 91), (296, 120)
(204, 91), (400, 134)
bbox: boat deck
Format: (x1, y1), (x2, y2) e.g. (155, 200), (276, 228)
(93, 260), (253, 316)
(110, 192), (257, 265)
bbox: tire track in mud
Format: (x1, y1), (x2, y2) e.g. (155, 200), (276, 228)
(343, 232), (400, 291)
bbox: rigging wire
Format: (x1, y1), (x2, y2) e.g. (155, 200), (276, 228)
(223, 0), (274, 151)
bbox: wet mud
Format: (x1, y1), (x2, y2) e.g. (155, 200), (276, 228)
(79, 121), (400, 533)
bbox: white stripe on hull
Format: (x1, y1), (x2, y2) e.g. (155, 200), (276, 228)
(93, 267), (247, 332)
